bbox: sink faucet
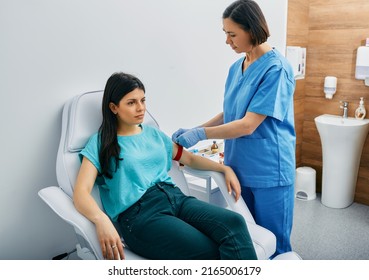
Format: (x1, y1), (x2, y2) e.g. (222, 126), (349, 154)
(340, 101), (349, 118)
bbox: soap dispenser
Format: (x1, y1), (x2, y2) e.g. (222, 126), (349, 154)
(355, 97), (366, 119)
(355, 38), (369, 80)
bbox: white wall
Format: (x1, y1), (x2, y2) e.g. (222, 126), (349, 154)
(0, 0), (287, 259)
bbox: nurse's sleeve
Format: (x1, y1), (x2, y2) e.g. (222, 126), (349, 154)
(248, 67), (295, 121)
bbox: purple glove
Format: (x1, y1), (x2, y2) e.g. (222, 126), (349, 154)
(175, 127), (207, 148)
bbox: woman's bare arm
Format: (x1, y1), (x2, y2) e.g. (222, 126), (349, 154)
(73, 157), (125, 260)
(173, 144), (241, 201)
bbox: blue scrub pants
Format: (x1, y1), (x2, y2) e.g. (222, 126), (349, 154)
(241, 184), (294, 258)
(117, 182), (257, 260)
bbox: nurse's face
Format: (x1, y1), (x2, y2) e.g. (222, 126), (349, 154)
(223, 18), (253, 53)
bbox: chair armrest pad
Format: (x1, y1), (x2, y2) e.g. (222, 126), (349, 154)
(38, 186), (103, 259)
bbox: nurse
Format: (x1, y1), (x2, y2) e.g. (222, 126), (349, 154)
(172, 0), (296, 257)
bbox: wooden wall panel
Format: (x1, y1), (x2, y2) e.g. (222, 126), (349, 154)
(309, 1), (369, 30)
(287, 0), (369, 206)
(287, 0), (309, 166)
(287, 0), (309, 46)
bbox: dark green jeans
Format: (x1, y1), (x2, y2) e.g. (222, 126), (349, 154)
(117, 182), (257, 260)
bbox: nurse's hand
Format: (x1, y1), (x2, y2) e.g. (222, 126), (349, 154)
(171, 128), (190, 142)
(175, 127), (207, 148)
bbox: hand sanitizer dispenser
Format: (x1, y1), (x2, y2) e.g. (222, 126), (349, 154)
(324, 76), (337, 99)
(355, 38), (369, 86)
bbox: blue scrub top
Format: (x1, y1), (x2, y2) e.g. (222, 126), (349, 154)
(223, 49), (296, 188)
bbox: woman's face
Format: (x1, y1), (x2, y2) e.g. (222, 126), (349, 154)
(109, 88), (146, 127)
(223, 18), (253, 53)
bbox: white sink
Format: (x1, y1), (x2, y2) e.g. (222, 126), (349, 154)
(315, 114), (369, 208)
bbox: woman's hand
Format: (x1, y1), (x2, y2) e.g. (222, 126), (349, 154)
(95, 215), (125, 260)
(223, 166), (241, 201)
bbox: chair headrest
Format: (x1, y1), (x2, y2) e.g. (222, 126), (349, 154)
(67, 91), (103, 152)
(66, 90), (160, 153)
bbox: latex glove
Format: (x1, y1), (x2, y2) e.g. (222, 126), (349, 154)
(175, 127), (207, 148)
(171, 128), (190, 143)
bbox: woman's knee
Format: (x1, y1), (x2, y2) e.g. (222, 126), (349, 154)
(223, 210), (248, 232)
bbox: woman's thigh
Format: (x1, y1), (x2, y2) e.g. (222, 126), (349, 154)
(178, 196), (245, 239)
(117, 187), (220, 259)
(178, 197), (257, 260)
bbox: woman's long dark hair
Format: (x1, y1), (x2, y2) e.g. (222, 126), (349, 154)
(223, 0), (270, 46)
(99, 72), (145, 178)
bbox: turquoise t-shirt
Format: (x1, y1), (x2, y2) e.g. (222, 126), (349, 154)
(80, 124), (174, 221)
(223, 49), (296, 188)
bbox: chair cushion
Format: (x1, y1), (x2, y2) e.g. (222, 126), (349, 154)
(67, 91), (103, 152)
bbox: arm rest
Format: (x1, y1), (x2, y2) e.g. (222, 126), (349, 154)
(38, 186), (146, 260)
(38, 186), (103, 259)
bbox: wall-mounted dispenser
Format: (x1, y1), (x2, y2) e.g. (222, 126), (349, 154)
(324, 76), (337, 99)
(355, 38), (369, 86)
(286, 46), (306, 80)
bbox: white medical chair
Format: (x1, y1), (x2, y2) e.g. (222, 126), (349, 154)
(38, 90), (301, 260)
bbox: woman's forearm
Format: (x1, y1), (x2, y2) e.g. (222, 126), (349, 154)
(74, 188), (108, 225)
(180, 150), (241, 200)
(180, 150), (227, 174)
(73, 157), (108, 225)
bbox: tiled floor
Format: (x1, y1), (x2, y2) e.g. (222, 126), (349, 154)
(291, 194), (369, 260)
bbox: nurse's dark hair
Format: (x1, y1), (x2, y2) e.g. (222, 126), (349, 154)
(223, 0), (270, 46)
(99, 72), (145, 178)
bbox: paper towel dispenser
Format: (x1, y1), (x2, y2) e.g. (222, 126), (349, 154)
(286, 46), (306, 80)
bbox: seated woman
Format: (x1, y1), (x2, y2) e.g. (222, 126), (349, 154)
(73, 72), (257, 260)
